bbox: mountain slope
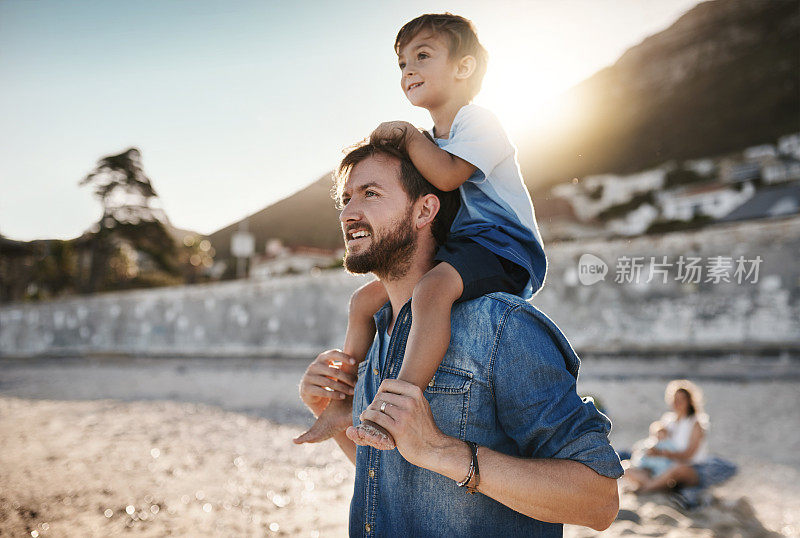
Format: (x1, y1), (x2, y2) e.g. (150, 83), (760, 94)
(519, 0), (800, 190)
(207, 173), (342, 258)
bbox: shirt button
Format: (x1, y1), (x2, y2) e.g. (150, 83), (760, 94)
(372, 368), (379, 375)
(368, 469), (375, 478)
(365, 523), (371, 533)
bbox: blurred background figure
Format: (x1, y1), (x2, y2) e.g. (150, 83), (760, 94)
(623, 380), (737, 508)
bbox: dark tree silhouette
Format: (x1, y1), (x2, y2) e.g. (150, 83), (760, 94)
(79, 147), (179, 293)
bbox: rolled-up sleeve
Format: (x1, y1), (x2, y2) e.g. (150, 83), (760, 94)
(491, 306), (624, 479)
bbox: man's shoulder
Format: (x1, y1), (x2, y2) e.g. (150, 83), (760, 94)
(452, 293), (580, 378)
(452, 292), (552, 331)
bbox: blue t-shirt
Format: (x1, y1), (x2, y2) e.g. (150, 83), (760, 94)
(432, 104), (547, 298)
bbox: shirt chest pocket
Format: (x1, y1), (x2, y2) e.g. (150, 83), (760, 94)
(424, 365), (473, 440)
(353, 359), (371, 415)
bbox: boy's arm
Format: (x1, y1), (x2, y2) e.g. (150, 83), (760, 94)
(344, 280), (386, 363)
(370, 121), (476, 192)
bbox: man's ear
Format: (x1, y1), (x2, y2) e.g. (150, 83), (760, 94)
(455, 55), (476, 81)
(415, 194), (441, 230)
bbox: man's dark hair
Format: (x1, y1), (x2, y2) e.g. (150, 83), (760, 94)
(395, 13), (488, 99)
(332, 141), (459, 246)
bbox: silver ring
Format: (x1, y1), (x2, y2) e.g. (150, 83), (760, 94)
(379, 401), (388, 413)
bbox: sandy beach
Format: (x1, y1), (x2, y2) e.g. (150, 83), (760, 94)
(1, 357), (798, 537)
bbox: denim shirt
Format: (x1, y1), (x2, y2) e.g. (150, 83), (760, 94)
(349, 293), (623, 538)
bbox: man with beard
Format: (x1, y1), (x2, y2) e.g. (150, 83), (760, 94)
(297, 141), (623, 537)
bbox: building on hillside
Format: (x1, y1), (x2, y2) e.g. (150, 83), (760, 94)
(684, 158), (716, 177)
(250, 240), (342, 279)
(777, 133), (800, 160)
(551, 167), (667, 222)
(743, 144), (777, 160)
(719, 160), (761, 184)
(762, 156), (800, 185)
(606, 203), (659, 236)
(534, 196), (607, 241)
(721, 182), (800, 222)
(656, 181), (755, 221)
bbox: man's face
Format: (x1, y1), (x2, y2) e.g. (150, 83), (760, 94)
(339, 155), (417, 279)
(397, 31), (458, 110)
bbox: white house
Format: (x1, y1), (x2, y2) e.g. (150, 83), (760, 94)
(763, 157), (800, 185)
(657, 181), (755, 221)
(250, 243), (342, 279)
(684, 158), (716, 177)
(606, 203), (659, 236)
(743, 144), (777, 160)
(778, 133), (800, 160)
(551, 167), (667, 221)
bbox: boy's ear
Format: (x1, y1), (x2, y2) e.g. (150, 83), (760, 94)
(455, 55), (477, 80)
(415, 194), (441, 230)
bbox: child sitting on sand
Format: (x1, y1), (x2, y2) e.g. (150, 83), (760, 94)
(633, 420), (678, 477)
(295, 13), (547, 450)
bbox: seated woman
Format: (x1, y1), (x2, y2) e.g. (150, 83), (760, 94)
(625, 379), (736, 494)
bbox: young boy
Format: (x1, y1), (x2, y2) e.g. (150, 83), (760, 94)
(294, 13), (547, 450)
(633, 421), (679, 478)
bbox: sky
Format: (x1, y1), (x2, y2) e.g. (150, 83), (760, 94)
(0, 0), (702, 241)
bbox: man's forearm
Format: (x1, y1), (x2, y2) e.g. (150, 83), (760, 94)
(428, 436), (619, 531)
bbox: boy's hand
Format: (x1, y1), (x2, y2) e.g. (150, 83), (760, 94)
(299, 350), (358, 418)
(370, 121), (417, 150)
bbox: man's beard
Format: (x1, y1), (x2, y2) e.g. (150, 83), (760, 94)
(343, 208), (417, 280)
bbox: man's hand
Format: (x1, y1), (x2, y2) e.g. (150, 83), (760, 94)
(369, 121), (417, 151)
(356, 379), (450, 468)
(357, 378), (619, 530)
(299, 350), (358, 418)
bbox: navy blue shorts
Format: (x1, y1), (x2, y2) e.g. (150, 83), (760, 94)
(434, 238), (529, 302)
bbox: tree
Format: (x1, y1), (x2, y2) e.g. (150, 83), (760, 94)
(79, 147), (179, 293)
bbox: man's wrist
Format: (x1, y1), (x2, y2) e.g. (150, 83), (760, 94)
(424, 434), (473, 482)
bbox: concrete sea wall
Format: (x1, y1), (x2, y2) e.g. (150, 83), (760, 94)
(0, 273), (371, 358)
(1, 216), (798, 358)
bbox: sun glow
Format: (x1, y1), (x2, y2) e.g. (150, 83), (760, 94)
(476, 49), (585, 138)
(471, 17), (604, 138)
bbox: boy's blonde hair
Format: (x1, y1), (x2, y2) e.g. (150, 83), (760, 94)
(395, 13), (488, 99)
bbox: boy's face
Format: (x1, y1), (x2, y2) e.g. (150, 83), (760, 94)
(397, 31), (460, 109)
